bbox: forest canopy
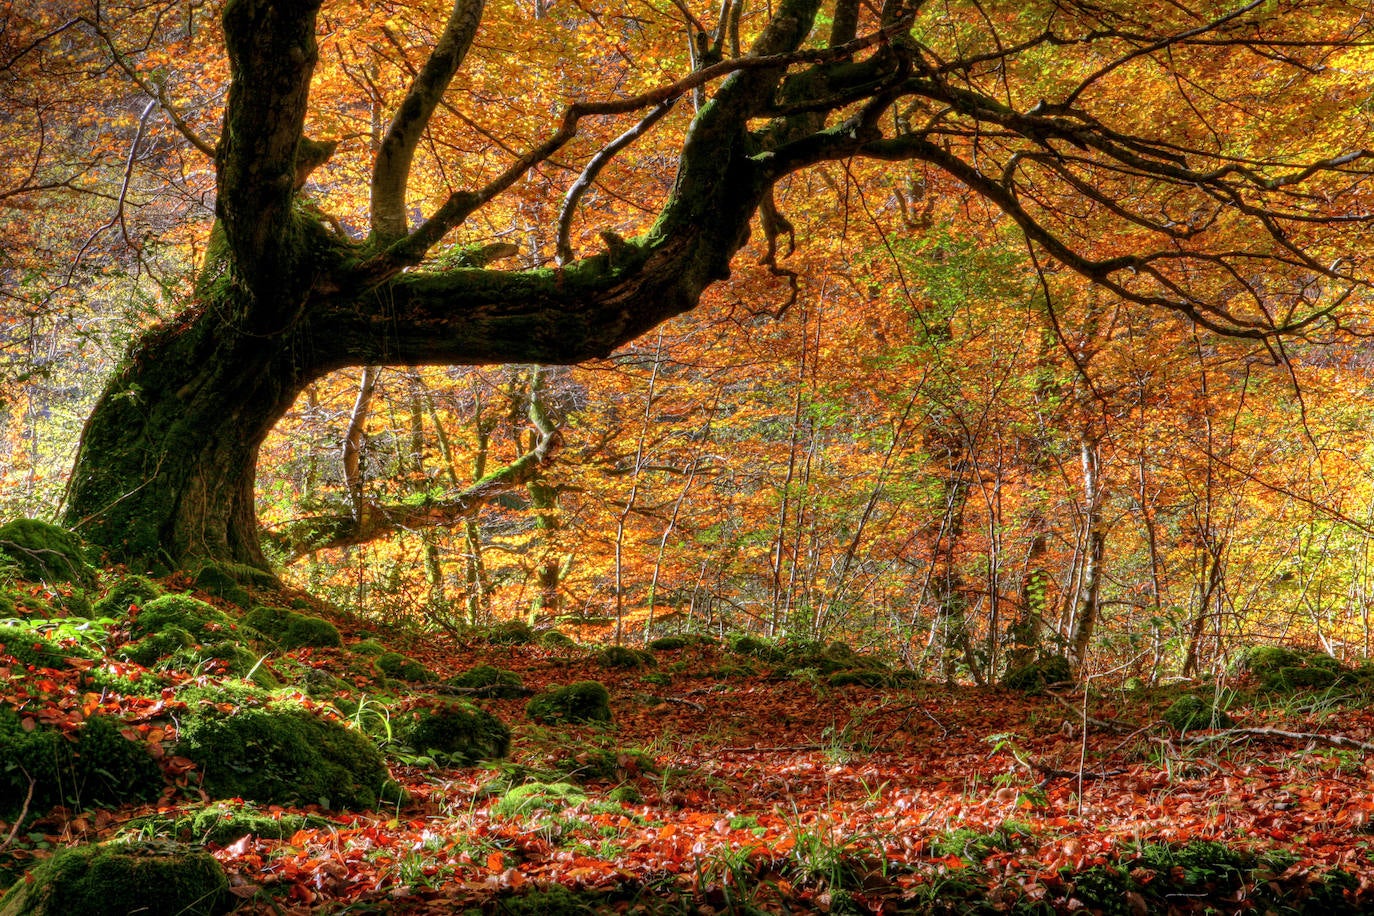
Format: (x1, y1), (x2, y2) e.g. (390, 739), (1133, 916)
(2, 0), (1374, 679)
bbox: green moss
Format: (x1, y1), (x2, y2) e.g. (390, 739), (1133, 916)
(161, 642), (278, 687)
(183, 801), (328, 846)
(729, 634), (772, 658)
(931, 822), (1033, 863)
(191, 564), (251, 608)
(1162, 695), (1233, 732)
(490, 883), (608, 915)
(129, 594), (236, 642)
(648, 635), (690, 651)
(0, 708), (163, 821)
(491, 781), (586, 818)
(174, 700), (388, 810)
(350, 638), (387, 655)
(0, 623), (94, 669)
(53, 590), (92, 619)
(119, 626), (195, 667)
(0, 519), (95, 587)
(0, 589), (55, 618)
(1001, 655), (1073, 694)
(68, 715), (165, 806)
(827, 668), (892, 688)
(0, 840), (231, 916)
(87, 664), (162, 698)
(526, 681), (612, 725)
(486, 620), (536, 645)
(447, 664), (525, 698)
(538, 629), (577, 649)
(374, 651), (435, 681)
(242, 605), (342, 649)
(1232, 644), (1305, 677)
(596, 645), (656, 670)
(398, 699), (510, 763)
(607, 785), (641, 804)
(91, 575), (165, 619)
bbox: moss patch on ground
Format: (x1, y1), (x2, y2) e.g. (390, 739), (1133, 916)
(526, 681), (612, 725)
(242, 605), (342, 649)
(0, 519), (95, 588)
(397, 698), (511, 763)
(0, 840), (231, 916)
(174, 696), (389, 810)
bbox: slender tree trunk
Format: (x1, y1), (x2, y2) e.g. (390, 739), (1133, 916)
(1068, 437), (1106, 671)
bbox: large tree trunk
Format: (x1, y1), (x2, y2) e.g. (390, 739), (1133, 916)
(63, 302), (307, 571)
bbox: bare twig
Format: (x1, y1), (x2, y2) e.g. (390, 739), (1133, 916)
(1182, 727), (1374, 752)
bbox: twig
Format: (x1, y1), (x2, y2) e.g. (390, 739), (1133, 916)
(1181, 727), (1374, 752)
(660, 696), (707, 713)
(1044, 688), (1134, 733)
(0, 777), (35, 853)
(1030, 759), (1127, 791)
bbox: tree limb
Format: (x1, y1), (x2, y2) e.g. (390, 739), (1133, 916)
(370, 0), (486, 241)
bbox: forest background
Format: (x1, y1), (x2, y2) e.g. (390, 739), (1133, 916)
(4, 0), (1374, 687)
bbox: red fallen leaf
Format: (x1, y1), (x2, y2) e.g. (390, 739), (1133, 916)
(20, 717), (36, 732)
(486, 851), (504, 872)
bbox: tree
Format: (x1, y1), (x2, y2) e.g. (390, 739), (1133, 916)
(28, 0), (1374, 573)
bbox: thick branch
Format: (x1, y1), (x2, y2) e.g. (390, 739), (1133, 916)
(216, 0), (322, 303)
(370, 0), (486, 241)
(272, 378), (561, 560)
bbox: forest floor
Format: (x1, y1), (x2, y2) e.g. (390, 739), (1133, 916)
(6, 582), (1374, 913)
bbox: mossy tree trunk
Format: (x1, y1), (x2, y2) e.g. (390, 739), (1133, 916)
(62, 0), (819, 572)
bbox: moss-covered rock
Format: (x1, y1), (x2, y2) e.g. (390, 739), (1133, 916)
(91, 575), (165, 620)
(161, 641), (279, 687)
(596, 645), (656, 670)
(1001, 655), (1073, 694)
(0, 840), (231, 916)
(1232, 644), (1305, 678)
(486, 620), (536, 645)
(129, 594), (237, 643)
(538, 629), (577, 649)
(1163, 695), (1233, 732)
(175, 699), (388, 809)
(398, 699), (510, 763)
(0, 589), (55, 618)
(242, 605), (342, 649)
(0, 623), (95, 669)
(0, 709), (163, 821)
(526, 681), (612, 725)
(1235, 645), (1350, 691)
(52, 589), (92, 619)
(350, 638), (387, 655)
(729, 634), (774, 659)
(1272, 665), (1344, 690)
(447, 664), (525, 698)
(648, 635), (690, 651)
(827, 668), (893, 688)
(0, 519), (95, 588)
(374, 651), (435, 682)
(119, 626), (196, 667)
